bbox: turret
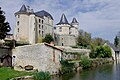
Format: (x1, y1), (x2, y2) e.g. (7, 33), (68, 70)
(56, 13), (70, 35)
(71, 17), (79, 28)
(56, 13), (69, 25)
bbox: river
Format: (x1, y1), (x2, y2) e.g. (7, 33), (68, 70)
(52, 61), (120, 80)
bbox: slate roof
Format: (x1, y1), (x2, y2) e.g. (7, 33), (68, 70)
(35, 10), (53, 20)
(56, 13), (69, 25)
(19, 4), (27, 12)
(71, 17), (78, 23)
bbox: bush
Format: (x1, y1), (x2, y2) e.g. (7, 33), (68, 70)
(33, 71), (51, 80)
(95, 46), (112, 58)
(80, 57), (91, 69)
(60, 59), (74, 73)
(89, 45), (112, 58)
(43, 34), (54, 44)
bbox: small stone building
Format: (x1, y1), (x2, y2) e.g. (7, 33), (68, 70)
(12, 43), (62, 74)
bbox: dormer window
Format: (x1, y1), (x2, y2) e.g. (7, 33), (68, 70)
(59, 27), (62, 32)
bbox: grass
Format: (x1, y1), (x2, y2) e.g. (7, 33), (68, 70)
(0, 67), (33, 80)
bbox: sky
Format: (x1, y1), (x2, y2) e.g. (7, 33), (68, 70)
(0, 0), (120, 43)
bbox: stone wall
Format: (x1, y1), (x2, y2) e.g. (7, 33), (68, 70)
(0, 48), (12, 57)
(12, 43), (62, 75)
(56, 35), (76, 46)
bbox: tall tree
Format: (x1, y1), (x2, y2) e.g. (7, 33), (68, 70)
(114, 36), (119, 47)
(0, 7), (11, 40)
(77, 30), (91, 47)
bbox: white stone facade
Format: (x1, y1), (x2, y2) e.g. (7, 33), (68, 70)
(54, 14), (79, 46)
(14, 5), (53, 44)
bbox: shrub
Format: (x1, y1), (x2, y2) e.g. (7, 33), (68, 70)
(60, 59), (74, 73)
(95, 46), (112, 58)
(33, 71), (51, 80)
(80, 57), (91, 69)
(43, 34), (54, 44)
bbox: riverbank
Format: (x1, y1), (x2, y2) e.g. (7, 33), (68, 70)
(60, 58), (114, 74)
(52, 63), (115, 80)
(3, 58), (113, 80)
(0, 67), (33, 80)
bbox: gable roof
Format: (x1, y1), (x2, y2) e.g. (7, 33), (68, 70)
(35, 10), (53, 20)
(56, 13), (69, 25)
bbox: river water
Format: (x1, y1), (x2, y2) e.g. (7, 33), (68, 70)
(52, 61), (120, 80)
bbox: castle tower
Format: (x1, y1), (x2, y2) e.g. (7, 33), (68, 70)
(14, 5), (36, 44)
(55, 14), (76, 46)
(56, 13), (70, 35)
(70, 17), (79, 37)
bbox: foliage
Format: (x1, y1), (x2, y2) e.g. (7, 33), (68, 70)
(60, 59), (74, 74)
(4, 40), (15, 48)
(80, 56), (91, 69)
(0, 67), (33, 80)
(89, 44), (96, 58)
(0, 7), (11, 40)
(43, 34), (54, 44)
(95, 45), (112, 58)
(33, 71), (51, 80)
(92, 37), (109, 46)
(77, 30), (91, 47)
(114, 36), (119, 47)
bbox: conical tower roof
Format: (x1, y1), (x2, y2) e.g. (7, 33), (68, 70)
(71, 17), (78, 24)
(19, 4), (27, 12)
(57, 13), (69, 25)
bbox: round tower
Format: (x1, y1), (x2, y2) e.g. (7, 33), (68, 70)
(70, 17), (79, 37)
(71, 17), (79, 29)
(56, 13), (70, 35)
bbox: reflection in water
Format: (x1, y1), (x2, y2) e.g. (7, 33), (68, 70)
(52, 61), (120, 80)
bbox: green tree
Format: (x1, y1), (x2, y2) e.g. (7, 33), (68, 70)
(77, 30), (91, 47)
(95, 46), (112, 58)
(43, 34), (54, 44)
(114, 36), (119, 47)
(0, 7), (11, 40)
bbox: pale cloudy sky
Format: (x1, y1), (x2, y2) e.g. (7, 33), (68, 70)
(0, 0), (120, 43)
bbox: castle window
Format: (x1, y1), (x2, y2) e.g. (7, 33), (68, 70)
(42, 31), (44, 37)
(62, 43), (64, 46)
(42, 20), (43, 24)
(59, 27), (62, 32)
(39, 19), (41, 23)
(39, 24), (41, 29)
(17, 21), (19, 25)
(39, 30), (41, 34)
(18, 28), (19, 32)
(42, 25), (43, 29)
